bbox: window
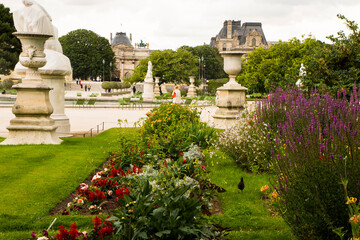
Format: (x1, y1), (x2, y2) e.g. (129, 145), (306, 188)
(251, 38), (256, 47)
(222, 43), (226, 51)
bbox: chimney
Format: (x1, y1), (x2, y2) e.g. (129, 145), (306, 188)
(110, 32), (113, 44)
(227, 20), (233, 39)
(130, 33), (132, 42)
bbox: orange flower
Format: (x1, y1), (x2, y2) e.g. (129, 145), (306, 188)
(260, 185), (269, 192)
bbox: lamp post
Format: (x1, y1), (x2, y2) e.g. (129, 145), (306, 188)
(102, 59), (105, 82)
(109, 62), (112, 81)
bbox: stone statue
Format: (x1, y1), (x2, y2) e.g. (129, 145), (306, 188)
(299, 63), (306, 77)
(13, 0), (53, 35)
(144, 61), (153, 82)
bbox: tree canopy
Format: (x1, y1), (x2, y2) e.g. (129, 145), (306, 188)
(128, 49), (197, 84)
(178, 45), (226, 80)
(238, 37), (322, 93)
(59, 29), (114, 80)
(238, 15), (360, 95)
(305, 14), (360, 94)
(0, 4), (21, 75)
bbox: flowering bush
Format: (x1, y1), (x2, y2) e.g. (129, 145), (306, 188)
(257, 87), (360, 239)
(216, 109), (272, 172)
(140, 103), (217, 159)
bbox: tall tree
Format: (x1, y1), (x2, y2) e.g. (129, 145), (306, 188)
(59, 29), (114, 80)
(128, 49), (197, 84)
(0, 4), (21, 75)
(178, 45), (226, 80)
(305, 14), (360, 94)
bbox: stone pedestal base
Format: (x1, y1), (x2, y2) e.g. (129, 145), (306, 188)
(143, 82), (155, 102)
(212, 114), (240, 129)
(52, 114), (71, 137)
(1, 116), (61, 145)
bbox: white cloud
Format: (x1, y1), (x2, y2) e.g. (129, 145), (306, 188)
(2, 0), (360, 50)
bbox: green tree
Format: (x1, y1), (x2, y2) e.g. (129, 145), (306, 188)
(238, 37), (322, 93)
(305, 14), (360, 94)
(0, 4), (21, 75)
(59, 29), (114, 80)
(178, 45), (226, 80)
(128, 49), (197, 84)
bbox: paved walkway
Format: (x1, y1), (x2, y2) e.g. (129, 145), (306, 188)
(0, 105), (217, 138)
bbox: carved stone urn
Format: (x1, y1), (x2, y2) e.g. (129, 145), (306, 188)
(187, 76), (197, 97)
(1, 32), (62, 145)
(212, 51), (248, 129)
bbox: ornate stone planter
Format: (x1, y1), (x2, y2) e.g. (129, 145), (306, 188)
(187, 76), (197, 97)
(213, 51), (248, 129)
(1, 32), (61, 145)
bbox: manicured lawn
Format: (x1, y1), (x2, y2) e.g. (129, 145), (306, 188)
(0, 128), (136, 239)
(205, 149), (293, 240)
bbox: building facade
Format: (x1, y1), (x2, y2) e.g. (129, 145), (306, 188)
(210, 20), (269, 56)
(111, 32), (151, 80)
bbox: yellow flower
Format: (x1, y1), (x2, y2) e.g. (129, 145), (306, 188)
(260, 185), (269, 192)
(347, 197), (357, 204)
(350, 238), (360, 240)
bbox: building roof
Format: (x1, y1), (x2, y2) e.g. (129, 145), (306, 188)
(210, 20), (268, 46)
(112, 32), (132, 46)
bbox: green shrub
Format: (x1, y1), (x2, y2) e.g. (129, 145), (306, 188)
(2, 79), (13, 90)
(140, 103), (216, 159)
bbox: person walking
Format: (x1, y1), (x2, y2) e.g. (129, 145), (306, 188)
(85, 84), (88, 92)
(172, 86), (181, 104)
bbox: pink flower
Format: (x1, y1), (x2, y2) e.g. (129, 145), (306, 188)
(80, 183), (88, 190)
(77, 199), (84, 205)
(107, 190), (113, 196)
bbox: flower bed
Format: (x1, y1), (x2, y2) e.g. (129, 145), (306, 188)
(31, 103), (222, 239)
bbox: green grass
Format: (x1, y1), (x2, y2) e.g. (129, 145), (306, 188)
(0, 128), (137, 240)
(205, 149), (293, 240)
(0, 129), (293, 239)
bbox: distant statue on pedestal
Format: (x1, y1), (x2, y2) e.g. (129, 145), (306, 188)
(296, 63), (306, 87)
(299, 63), (306, 77)
(144, 61), (153, 82)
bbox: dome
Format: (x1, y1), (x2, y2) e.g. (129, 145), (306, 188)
(112, 32), (132, 46)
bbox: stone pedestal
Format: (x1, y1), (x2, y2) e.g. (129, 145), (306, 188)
(1, 32), (61, 145)
(213, 51), (247, 129)
(187, 76), (197, 97)
(154, 77), (160, 97)
(42, 73), (70, 136)
(142, 61), (155, 101)
(15, 49), (72, 136)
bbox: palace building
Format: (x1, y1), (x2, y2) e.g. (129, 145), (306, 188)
(210, 20), (270, 56)
(110, 32), (151, 80)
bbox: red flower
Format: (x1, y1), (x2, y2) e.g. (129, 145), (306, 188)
(179, 139), (182, 142)
(163, 160), (167, 167)
(147, 143), (150, 146)
(56, 226), (69, 240)
(183, 159), (186, 164)
(179, 151), (183, 156)
(98, 226), (114, 238)
(318, 156), (324, 162)
(93, 216), (102, 230)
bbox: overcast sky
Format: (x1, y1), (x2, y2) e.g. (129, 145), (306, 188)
(2, 0), (360, 50)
